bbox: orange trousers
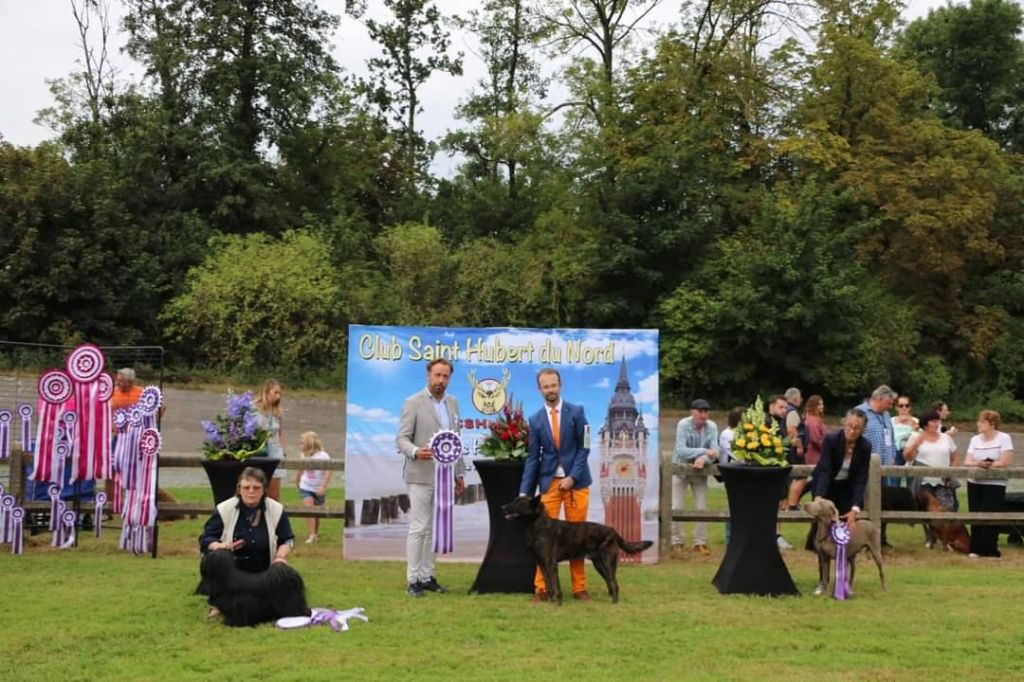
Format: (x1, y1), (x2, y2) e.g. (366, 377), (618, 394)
(534, 479), (590, 595)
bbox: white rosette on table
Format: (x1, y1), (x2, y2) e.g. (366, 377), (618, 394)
(429, 429), (463, 554)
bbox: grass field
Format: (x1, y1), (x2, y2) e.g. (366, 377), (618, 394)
(1, 486), (1022, 682)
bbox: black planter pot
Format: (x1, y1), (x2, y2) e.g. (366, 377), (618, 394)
(200, 457), (280, 504)
(712, 463), (799, 597)
(469, 458), (536, 594)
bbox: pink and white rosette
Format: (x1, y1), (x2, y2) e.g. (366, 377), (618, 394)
(830, 522), (852, 601)
(0, 409), (12, 460)
(10, 507), (25, 555)
(33, 369), (73, 483)
(430, 429), (463, 555)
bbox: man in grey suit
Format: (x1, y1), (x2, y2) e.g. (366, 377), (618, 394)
(396, 358), (465, 597)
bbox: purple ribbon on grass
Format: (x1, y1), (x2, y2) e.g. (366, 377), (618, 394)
(430, 430), (463, 554)
(830, 522), (852, 600)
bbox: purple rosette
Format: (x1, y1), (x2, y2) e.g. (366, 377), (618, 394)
(11, 507), (25, 555)
(60, 508), (78, 549)
(38, 370), (73, 405)
(1, 494), (13, 543)
(138, 428), (161, 458)
(830, 522), (852, 600)
(94, 492), (107, 538)
(48, 485), (61, 532)
(96, 373), (114, 403)
(0, 409), (10, 461)
(430, 429), (463, 555)
(18, 404), (33, 452)
(138, 386), (162, 417)
(113, 409), (129, 431)
(66, 343), (106, 383)
(128, 406), (144, 428)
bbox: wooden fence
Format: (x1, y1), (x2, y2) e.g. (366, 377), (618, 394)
(5, 448), (347, 520)
(658, 451), (1024, 555)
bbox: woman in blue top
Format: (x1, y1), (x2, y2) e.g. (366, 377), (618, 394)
(254, 378), (285, 501)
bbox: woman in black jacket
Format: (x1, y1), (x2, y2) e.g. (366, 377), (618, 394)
(805, 409), (871, 549)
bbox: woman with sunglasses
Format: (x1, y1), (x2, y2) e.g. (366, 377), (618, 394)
(892, 396), (919, 477)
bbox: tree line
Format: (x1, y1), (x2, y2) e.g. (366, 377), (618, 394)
(1, 0), (1022, 416)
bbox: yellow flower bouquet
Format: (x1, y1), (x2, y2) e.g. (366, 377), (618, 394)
(731, 396), (789, 466)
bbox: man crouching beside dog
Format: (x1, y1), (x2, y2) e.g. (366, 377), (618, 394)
(519, 368), (592, 603)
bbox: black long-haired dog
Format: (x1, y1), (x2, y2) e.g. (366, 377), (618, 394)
(200, 550), (311, 627)
(502, 495), (653, 604)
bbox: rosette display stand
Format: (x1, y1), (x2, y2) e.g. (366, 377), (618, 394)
(469, 459), (535, 594)
(712, 464), (799, 597)
(201, 458), (280, 504)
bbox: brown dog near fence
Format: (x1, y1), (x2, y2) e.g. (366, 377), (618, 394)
(502, 495), (652, 604)
(804, 498), (887, 596)
(916, 489), (971, 554)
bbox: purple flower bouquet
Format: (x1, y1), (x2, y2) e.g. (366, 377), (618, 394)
(200, 391), (270, 461)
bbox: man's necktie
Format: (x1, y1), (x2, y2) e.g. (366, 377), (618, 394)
(551, 407), (560, 450)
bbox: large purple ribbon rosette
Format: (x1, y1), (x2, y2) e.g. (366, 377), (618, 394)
(430, 429), (463, 554)
(830, 522), (852, 600)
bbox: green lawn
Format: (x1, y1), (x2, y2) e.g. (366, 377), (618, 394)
(1, 487), (1022, 681)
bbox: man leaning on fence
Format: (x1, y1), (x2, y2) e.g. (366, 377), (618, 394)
(672, 399), (719, 558)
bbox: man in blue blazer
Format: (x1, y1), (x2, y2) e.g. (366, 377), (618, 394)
(519, 368), (591, 601)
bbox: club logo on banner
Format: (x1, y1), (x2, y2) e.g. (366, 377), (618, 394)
(344, 325), (660, 563)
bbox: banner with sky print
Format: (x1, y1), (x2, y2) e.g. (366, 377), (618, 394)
(344, 325), (659, 563)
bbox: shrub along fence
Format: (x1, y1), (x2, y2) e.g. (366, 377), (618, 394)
(658, 453), (1024, 555)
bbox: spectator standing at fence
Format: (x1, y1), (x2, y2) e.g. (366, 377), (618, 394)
(892, 396), (920, 468)
(718, 406), (744, 545)
(397, 359), (465, 598)
(964, 410), (1014, 559)
(903, 409), (959, 545)
(930, 400), (957, 436)
(672, 399), (719, 558)
(855, 386), (898, 485)
(254, 379), (286, 501)
(787, 395), (826, 510)
(765, 395), (793, 549)
(295, 431), (331, 545)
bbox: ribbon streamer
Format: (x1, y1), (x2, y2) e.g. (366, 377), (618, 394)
(429, 430), (463, 555)
(1, 494), (13, 543)
(94, 492), (107, 538)
(48, 485), (61, 532)
(275, 607), (369, 632)
(59, 508), (77, 549)
(18, 404), (33, 453)
(10, 507), (24, 555)
(51, 500), (66, 547)
(0, 409), (11, 460)
(830, 522), (852, 601)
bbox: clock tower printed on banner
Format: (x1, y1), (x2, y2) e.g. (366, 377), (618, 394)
(598, 356), (650, 563)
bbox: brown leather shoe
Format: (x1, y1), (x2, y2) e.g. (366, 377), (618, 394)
(693, 544), (712, 557)
(572, 591), (592, 601)
(531, 591), (548, 603)
(670, 543), (686, 560)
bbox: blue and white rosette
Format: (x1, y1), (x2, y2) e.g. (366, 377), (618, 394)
(830, 522), (852, 600)
(430, 429), (463, 554)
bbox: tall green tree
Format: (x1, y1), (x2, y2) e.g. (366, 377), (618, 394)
(901, 0), (1024, 151)
(353, 0), (463, 187)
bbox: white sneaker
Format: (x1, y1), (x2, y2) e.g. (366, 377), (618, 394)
(304, 534), (318, 544)
(776, 535), (793, 550)
(924, 540), (933, 549)
(968, 552), (979, 559)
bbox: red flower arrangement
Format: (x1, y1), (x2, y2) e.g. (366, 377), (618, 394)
(479, 397), (529, 461)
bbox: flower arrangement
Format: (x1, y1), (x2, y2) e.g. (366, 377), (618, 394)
(478, 398), (529, 461)
(200, 390), (269, 460)
(731, 396), (789, 466)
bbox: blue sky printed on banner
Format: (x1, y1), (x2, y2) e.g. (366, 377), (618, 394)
(344, 325), (659, 561)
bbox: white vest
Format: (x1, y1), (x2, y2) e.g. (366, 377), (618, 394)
(216, 496), (284, 567)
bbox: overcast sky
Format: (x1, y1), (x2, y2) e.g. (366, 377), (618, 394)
(0, 0), (950, 162)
